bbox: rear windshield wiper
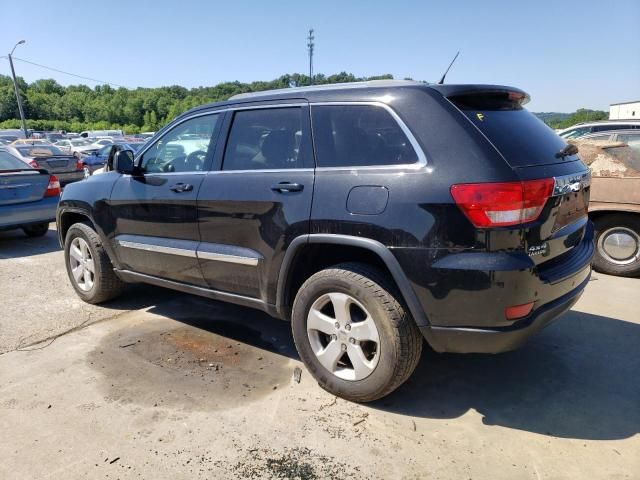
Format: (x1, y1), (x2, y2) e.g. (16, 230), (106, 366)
(555, 144), (579, 159)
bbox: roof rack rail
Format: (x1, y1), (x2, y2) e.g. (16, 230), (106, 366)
(229, 79), (424, 100)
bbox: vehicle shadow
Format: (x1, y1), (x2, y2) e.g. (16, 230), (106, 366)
(112, 292), (640, 441)
(0, 225), (61, 258)
(145, 295), (299, 361)
(374, 310), (640, 441)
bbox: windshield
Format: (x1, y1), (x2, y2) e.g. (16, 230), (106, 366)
(0, 150), (30, 170)
(450, 92), (578, 167)
(71, 139), (93, 146)
(16, 146), (66, 156)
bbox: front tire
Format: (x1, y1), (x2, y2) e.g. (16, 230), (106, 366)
(22, 222), (50, 237)
(291, 263), (422, 402)
(593, 214), (640, 277)
(64, 222), (124, 303)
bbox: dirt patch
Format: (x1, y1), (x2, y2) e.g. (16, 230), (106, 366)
(87, 315), (294, 411)
(227, 446), (363, 480)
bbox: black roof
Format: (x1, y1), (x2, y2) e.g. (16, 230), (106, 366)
(180, 80), (528, 119)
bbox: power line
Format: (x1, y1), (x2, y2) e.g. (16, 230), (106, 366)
(9, 56), (125, 87)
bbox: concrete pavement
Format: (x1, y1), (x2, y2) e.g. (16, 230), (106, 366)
(0, 225), (638, 479)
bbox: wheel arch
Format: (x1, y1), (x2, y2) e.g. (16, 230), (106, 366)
(57, 208), (97, 247)
(276, 234), (429, 327)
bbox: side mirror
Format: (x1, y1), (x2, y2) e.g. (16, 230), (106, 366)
(114, 150), (135, 174)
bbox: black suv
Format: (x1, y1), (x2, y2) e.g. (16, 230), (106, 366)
(57, 81), (593, 402)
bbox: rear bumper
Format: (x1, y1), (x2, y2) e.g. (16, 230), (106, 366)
(0, 195), (58, 230)
(420, 273), (588, 353)
(56, 171), (85, 186)
(394, 221), (595, 353)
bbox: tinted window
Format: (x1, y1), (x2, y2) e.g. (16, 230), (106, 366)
(311, 105), (418, 168)
(223, 108), (305, 170)
(451, 93), (577, 167)
(141, 114), (219, 173)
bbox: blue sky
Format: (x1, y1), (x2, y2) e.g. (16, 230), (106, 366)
(1, 0), (638, 112)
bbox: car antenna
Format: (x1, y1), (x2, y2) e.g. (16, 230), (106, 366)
(438, 51), (460, 84)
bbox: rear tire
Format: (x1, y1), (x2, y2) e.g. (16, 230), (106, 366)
(64, 222), (124, 303)
(291, 262), (422, 402)
(592, 214), (640, 277)
(22, 222), (50, 237)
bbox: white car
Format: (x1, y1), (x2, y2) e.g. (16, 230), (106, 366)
(558, 120), (640, 139)
(54, 139), (100, 157)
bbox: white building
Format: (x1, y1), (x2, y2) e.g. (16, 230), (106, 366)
(609, 101), (640, 120)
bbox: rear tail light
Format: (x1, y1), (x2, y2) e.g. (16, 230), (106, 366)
(29, 160), (40, 168)
(44, 175), (61, 197)
(76, 158), (84, 170)
(450, 178), (554, 228)
(505, 302), (534, 321)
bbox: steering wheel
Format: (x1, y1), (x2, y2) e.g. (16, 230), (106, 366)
(184, 150), (207, 171)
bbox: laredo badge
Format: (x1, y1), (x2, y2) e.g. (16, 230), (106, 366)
(527, 243), (549, 257)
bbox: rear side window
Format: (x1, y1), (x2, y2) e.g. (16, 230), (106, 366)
(450, 92), (576, 167)
(311, 105), (418, 168)
(223, 107), (307, 170)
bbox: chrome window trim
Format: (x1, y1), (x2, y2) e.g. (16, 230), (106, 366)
(136, 101), (427, 174)
(309, 101), (428, 171)
(117, 240), (197, 258)
(206, 168), (314, 175)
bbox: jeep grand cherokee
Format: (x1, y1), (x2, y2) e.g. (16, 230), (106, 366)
(57, 80), (593, 402)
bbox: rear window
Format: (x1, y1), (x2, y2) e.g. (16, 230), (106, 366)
(450, 92), (576, 167)
(16, 146), (65, 156)
(0, 150), (29, 170)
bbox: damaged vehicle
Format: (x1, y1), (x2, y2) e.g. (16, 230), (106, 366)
(57, 81), (593, 402)
(570, 139), (640, 276)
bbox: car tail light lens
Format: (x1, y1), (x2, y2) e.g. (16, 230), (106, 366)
(505, 302), (534, 320)
(29, 160), (40, 168)
(450, 178), (554, 227)
(44, 175), (61, 197)
(76, 158), (84, 170)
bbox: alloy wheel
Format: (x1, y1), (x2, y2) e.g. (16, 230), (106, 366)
(69, 237), (95, 291)
(307, 292), (380, 381)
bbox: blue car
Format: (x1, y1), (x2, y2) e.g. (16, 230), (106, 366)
(81, 142), (143, 177)
(0, 148), (60, 237)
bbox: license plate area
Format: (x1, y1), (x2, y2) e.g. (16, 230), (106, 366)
(48, 160), (69, 169)
(552, 171), (591, 232)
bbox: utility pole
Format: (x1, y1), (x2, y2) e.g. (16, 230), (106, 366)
(8, 40), (28, 139)
(307, 29), (314, 85)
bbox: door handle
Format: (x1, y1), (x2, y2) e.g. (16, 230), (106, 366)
(271, 182), (304, 193)
(170, 183), (193, 193)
